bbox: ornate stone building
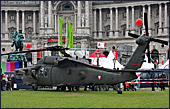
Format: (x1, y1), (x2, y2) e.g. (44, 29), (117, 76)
(1, 1), (169, 65)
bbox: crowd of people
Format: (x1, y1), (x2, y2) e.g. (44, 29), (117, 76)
(1, 73), (16, 91)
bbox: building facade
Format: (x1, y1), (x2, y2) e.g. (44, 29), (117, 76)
(1, 1), (169, 65)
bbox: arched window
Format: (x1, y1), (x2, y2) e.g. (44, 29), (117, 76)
(62, 3), (73, 11)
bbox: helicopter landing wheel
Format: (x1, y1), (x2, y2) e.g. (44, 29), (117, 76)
(68, 86), (72, 91)
(61, 86), (66, 91)
(32, 84), (38, 91)
(117, 90), (122, 94)
(75, 86), (80, 91)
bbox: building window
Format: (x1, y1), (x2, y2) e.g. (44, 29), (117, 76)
(62, 3), (73, 11)
(10, 15), (15, 21)
(28, 31), (32, 38)
(123, 12), (126, 19)
(104, 25), (110, 37)
(106, 13), (110, 20)
(28, 15), (32, 21)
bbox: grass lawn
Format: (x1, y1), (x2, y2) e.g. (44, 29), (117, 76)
(1, 88), (169, 108)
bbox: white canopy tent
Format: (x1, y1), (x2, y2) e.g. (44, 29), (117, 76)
(100, 51), (124, 69)
(140, 54), (154, 70)
(89, 49), (107, 66)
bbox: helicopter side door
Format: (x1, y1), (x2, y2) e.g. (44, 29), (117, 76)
(37, 65), (52, 86)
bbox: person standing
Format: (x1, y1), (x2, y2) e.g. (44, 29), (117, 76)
(7, 74), (12, 91)
(2, 77), (6, 91)
(11, 74), (16, 90)
(156, 74), (161, 89)
(161, 72), (166, 91)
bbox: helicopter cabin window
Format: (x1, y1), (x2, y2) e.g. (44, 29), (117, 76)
(44, 68), (49, 77)
(39, 67), (45, 77)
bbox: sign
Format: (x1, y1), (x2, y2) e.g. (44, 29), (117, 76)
(97, 42), (105, 48)
(98, 75), (102, 80)
(112, 49), (117, 59)
(47, 38), (66, 42)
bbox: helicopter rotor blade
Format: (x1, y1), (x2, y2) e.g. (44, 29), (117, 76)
(144, 12), (149, 36)
(1, 46), (70, 56)
(128, 33), (140, 38)
(150, 38), (168, 45)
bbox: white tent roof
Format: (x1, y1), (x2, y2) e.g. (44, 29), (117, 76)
(159, 59), (169, 69)
(140, 54), (154, 70)
(100, 51), (124, 69)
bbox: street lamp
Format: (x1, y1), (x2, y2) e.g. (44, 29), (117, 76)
(113, 58), (116, 70)
(96, 52), (101, 66)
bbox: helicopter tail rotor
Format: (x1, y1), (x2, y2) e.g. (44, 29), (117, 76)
(128, 12), (168, 63)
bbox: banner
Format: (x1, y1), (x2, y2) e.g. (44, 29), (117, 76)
(58, 16), (64, 56)
(58, 16), (63, 46)
(15, 62), (19, 69)
(66, 22), (73, 50)
(10, 62), (15, 72)
(37, 46), (42, 58)
(69, 23), (73, 49)
(6, 62), (11, 72)
(2, 62), (6, 74)
(66, 22), (70, 48)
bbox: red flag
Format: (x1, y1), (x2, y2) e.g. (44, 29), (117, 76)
(112, 49), (117, 59)
(156, 58), (159, 64)
(37, 46), (42, 59)
(162, 59), (164, 65)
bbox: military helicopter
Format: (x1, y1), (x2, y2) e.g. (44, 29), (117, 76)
(1, 13), (168, 93)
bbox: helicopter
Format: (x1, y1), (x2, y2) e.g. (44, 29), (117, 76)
(1, 13), (168, 93)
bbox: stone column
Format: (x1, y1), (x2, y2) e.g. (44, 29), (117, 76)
(22, 11), (25, 38)
(99, 8), (102, 38)
(54, 14), (57, 33)
(142, 5), (145, 34)
(40, 1), (44, 28)
(164, 2), (168, 35)
(32, 40), (37, 64)
(93, 9), (97, 38)
(158, 3), (162, 35)
(109, 8), (113, 38)
(0, 11), (1, 34)
(74, 13), (77, 31)
(33, 11), (36, 34)
(77, 1), (81, 28)
(48, 1), (52, 28)
(85, 1), (89, 27)
(148, 5), (152, 36)
(131, 6), (135, 33)
(115, 7), (119, 37)
(16, 10), (19, 32)
(125, 6), (129, 37)
(5, 10), (8, 39)
(44, 41), (48, 56)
